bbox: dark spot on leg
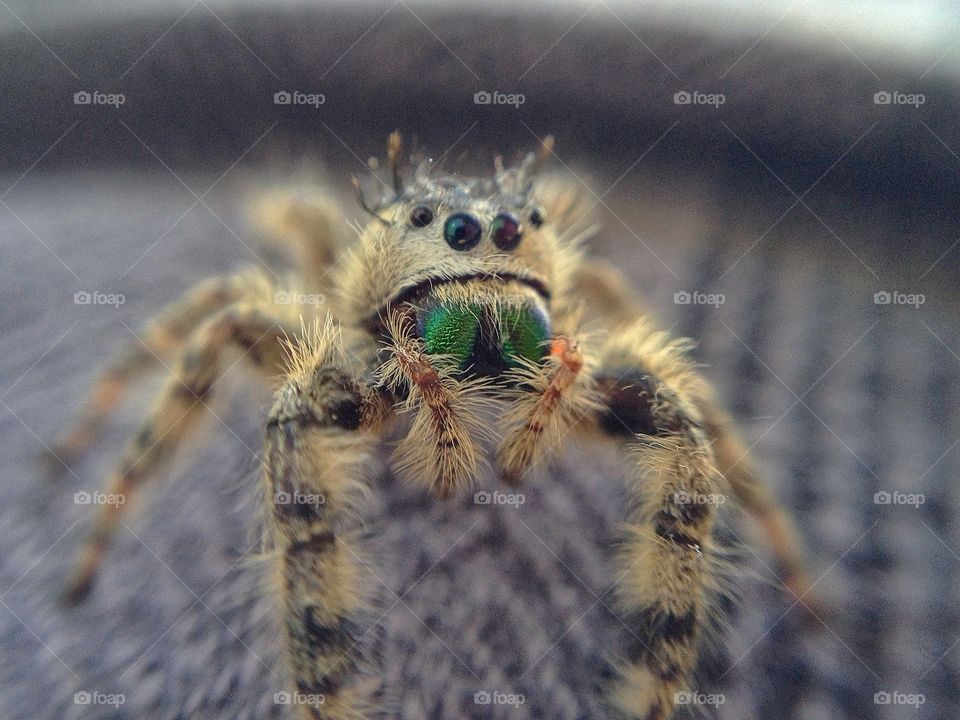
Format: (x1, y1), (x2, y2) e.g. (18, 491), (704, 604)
(625, 606), (698, 653)
(134, 426), (153, 448)
(643, 700), (663, 720)
(231, 328), (263, 365)
(329, 396), (362, 430)
(675, 498), (710, 526)
(302, 610), (362, 655)
(298, 675), (342, 700)
(653, 511), (702, 552)
(597, 370), (687, 437)
(174, 381), (212, 400)
(289, 531), (336, 555)
(180, 349), (206, 373)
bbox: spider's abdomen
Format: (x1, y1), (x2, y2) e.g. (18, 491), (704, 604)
(417, 298), (550, 377)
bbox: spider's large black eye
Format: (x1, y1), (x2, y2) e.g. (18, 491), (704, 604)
(529, 206), (545, 228)
(409, 205), (434, 227)
(443, 213), (482, 251)
(491, 212), (523, 251)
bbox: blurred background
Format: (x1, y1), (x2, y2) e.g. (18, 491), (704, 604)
(2, 1), (959, 718)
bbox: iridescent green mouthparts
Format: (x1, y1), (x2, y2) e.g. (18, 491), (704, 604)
(419, 301), (551, 371)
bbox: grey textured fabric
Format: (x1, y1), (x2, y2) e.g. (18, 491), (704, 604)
(2, 169), (957, 720)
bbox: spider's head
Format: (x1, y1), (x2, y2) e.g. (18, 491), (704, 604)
(343, 134), (567, 377)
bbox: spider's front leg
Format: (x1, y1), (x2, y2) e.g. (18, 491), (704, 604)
(497, 321), (723, 719)
(592, 322), (725, 720)
(263, 318), (391, 720)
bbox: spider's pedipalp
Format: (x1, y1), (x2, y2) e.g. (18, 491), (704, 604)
(495, 334), (597, 484)
(378, 310), (491, 498)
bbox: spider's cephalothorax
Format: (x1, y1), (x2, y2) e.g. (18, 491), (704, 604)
(53, 134), (813, 720)
(345, 136), (566, 389)
(355, 168), (557, 382)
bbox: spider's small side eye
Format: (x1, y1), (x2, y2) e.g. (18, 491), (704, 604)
(491, 212), (523, 251)
(529, 206), (546, 228)
(443, 213), (483, 251)
(409, 205), (434, 228)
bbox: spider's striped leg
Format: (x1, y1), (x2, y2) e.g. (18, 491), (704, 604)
(592, 322), (725, 720)
(63, 302), (290, 605)
(46, 273), (263, 475)
(570, 258), (646, 328)
(254, 191), (344, 288)
(263, 317), (391, 720)
(576, 260), (814, 609)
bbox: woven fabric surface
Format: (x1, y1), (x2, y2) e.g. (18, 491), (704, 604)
(1, 166), (957, 720)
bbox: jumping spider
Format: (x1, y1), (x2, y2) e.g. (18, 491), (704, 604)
(54, 133), (812, 719)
